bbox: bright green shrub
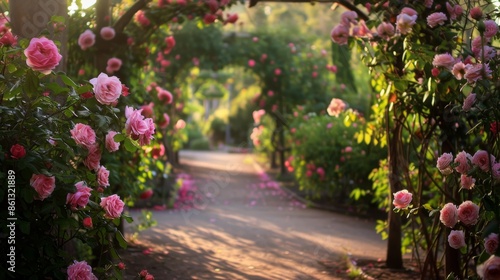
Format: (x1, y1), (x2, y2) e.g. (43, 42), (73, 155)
(289, 109), (385, 201)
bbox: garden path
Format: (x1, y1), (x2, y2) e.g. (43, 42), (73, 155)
(124, 150), (386, 279)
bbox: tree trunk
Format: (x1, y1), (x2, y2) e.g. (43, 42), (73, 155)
(385, 110), (404, 269)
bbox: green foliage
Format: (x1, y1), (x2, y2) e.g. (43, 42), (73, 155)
(288, 110), (385, 201)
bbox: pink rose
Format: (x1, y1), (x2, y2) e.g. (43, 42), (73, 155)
(484, 20), (498, 38)
(157, 88), (173, 104)
(89, 73), (122, 105)
(100, 26), (115, 40)
(175, 119), (186, 130)
(462, 93), (476, 112)
(330, 24), (349, 45)
(141, 102), (154, 118)
(427, 12), (447, 28)
(78, 29), (95, 50)
(135, 10), (150, 27)
(83, 144), (101, 171)
(485, 233), (499, 255)
(432, 53), (456, 70)
(105, 131), (120, 152)
(70, 123), (96, 148)
(125, 106), (148, 136)
(440, 203), (458, 228)
(97, 166), (110, 188)
(392, 189), (412, 209)
(492, 162), (500, 180)
(470, 7), (483, 20)
(400, 7), (417, 17)
(448, 230), (466, 249)
(83, 217), (93, 228)
(274, 68), (282, 76)
(24, 37), (62, 75)
(66, 181), (92, 210)
(464, 63), (492, 84)
(458, 200), (480, 226)
(138, 118), (155, 146)
(327, 98), (346, 117)
(460, 175), (476, 190)
(30, 174), (56, 201)
(10, 144), (26, 159)
(452, 62), (466, 80)
(67, 260), (97, 280)
(0, 31), (17, 46)
(396, 13), (417, 35)
(478, 255), (500, 280)
(248, 59), (256, 67)
(100, 194), (124, 219)
(252, 109), (265, 124)
(106, 57), (122, 74)
(454, 150), (472, 174)
(159, 113), (170, 129)
(472, 150), (495, 172)
(436, 152), (454, 175)
(340, 11), (358, 26)
(376, 22), (395, 40)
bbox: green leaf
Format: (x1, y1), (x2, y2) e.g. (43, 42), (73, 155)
(115, 231), (128, 249)
(113, 133), (126, 142)
(123, 215), (134, 223)
(124, 137), (139, 152)
(59, 74), (78, 88)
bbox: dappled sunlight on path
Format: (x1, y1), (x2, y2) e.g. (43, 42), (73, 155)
(125, 150), (385, 279)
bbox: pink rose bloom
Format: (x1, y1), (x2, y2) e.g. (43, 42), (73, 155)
(67, 260), (97, 280)
(427, 12), (447, 28)
(432, 53), (456, 70)
(485, 233), (499, 255)
(452, 62), (466, 80)
(464, 63), (492, 84)
(10, 144), (26, 159)
(458, 200), (479, 225)
(327, 98), (346, 117)
(157, 88), (173, 104)
(89, 73), (122, 105)
(100, 26), (115, 40)
(78, 29), (95, 50)
(462, 93), (476, 112)
(400, 7), (417, 17)
(135, 10), (150, 27)
(70, 123), (96, 148)
(253, 109), (266, 124)
(106, 57), (122, 74)
(330, 24), (349, 45)
(478, 255), (500, 280)
(165, 36), (176, 51)
(30, 174), (56, 201)
(175, 119), (186, 130)
(66, 181), (92, 210)
(274, 68), (282, 76)
(492, 162), (500, 180)
(83, 144), (101, 171)
(484, 20), (498, 38)
(472, 150), (495, 172)
(454, 150), (472, 174)
(340, 11), (358, 26)
(105, 131), (120, 152)
(248, 59), (256, 67)
(100, 194), (124, 219)
(345, 146), (353, 153)
(470, 7), (483, 20)
(460, 174), (476, 190)
(440, 202), (458, 228)
(24, 37), (62, 75)
(125, 106), (149, 137)
(436, 152), (454, 175)
(392, 189), (412, 209)
(446, 3), (463, 21)
(138, 118), (155, 146)
(97, 166), (110, 188)
(376, 22), (395, 40)
(0, 31), (17, 47)
(159, 113), (170, 129)
(141, 102), (154, 118)
(448, 230), (466, 249)
(396, 13), (417, 35)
